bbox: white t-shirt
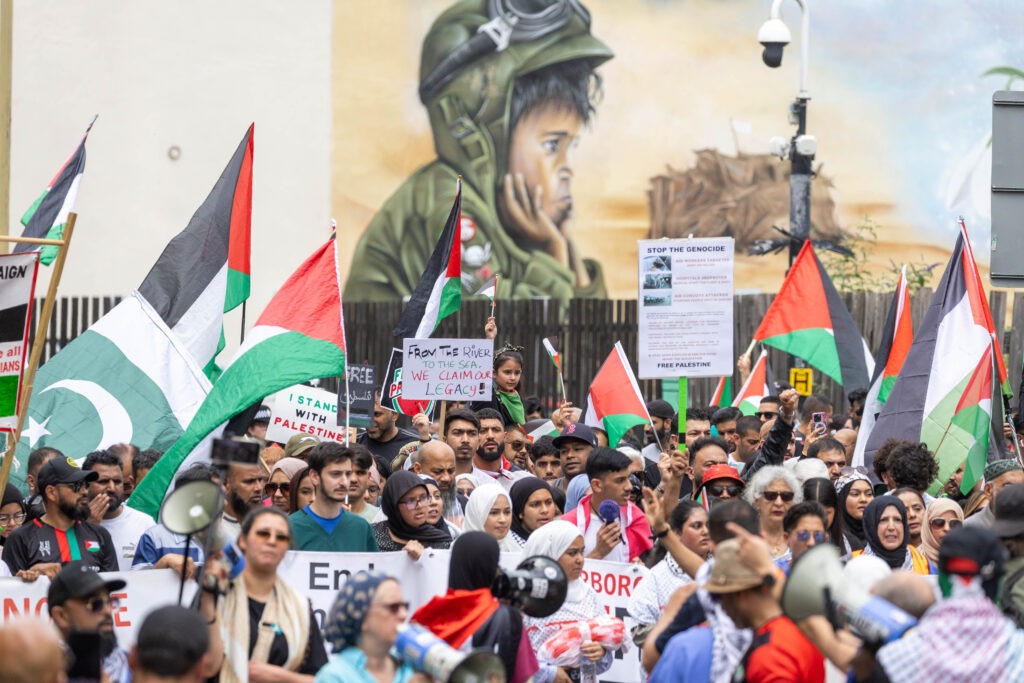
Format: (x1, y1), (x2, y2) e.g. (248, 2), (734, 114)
(101, 505), (155, 571)
(583, 512), (627, 563)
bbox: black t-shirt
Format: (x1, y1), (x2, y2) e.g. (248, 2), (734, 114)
(1, 518), (118, 573)
(246, 598), (327, 674)
(357, 429), (419, 472)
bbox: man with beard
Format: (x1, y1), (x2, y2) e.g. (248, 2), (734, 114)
(642, 400), (675, 463)
(82, 450), (154, 571)
(345, 445), (379, 524)
(357, 392), (427, 474)
(444, 408), (481, 476)
(412, 439), (464, 527)
(290, 442), (377, 552)
(219, 458), (267, 541)
(2, 457), (118, 577)
(472, 408), (529, 491)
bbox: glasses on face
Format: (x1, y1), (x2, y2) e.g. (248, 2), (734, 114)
(0, 512), (26, 526)
(81, 595), (119, 614)
(400, 495), (429, 511)
(58, 481), (87, 493)
(507, 440), (527, 451)
(706, 484), (742, 498)
(795, 530), (827, 544)
(762, 490), (795, 503)
(755, 411), (778, 419)
(265, 482), (291, 495)
(253, 528), (292, 544)
(375, 601), (410, 614)
(929, 518), (964, 531)
(456, 486), (474, 497)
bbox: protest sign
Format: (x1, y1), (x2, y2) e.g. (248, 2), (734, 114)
(637, 238), (734, 379)
(401, 338), (494, 401)
(0, 253), (39, 431)
(266, 384), (346, 443)
(0, 568), (196, 647)
(337, 364), (375, 427)
(381, 348), (436, 416)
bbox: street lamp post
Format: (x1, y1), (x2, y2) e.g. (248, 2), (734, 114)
(759, 0), (816, 266)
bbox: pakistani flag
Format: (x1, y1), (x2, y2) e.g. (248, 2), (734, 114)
(0, 254), (39, 430)
(10, 128), (254, 490)
(864, 225), (1001, 495)
(583, 342), (652, 448)
(394, 180), (462, 339)
(130, 237), (347, 519)
(16, 117), (94, 265)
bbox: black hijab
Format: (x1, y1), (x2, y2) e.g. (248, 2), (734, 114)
(862, 495), (910, 569)
(381, 470), (452, 545)
(449, 531), (500, 590)
(509, 477), (554, 542)
(837, 477), (869, 551)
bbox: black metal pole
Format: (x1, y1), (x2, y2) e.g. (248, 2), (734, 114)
(788, 96), (813, 266)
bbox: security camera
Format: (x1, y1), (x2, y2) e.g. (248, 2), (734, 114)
(757, 18), (791, 68)
(768, 136), (790, 160)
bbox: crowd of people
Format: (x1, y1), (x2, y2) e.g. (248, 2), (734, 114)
(2, 335), (1024, 682)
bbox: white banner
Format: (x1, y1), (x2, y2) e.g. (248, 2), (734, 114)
(401, 338), (494, 401)
(0, 568), (197, 647)
(637, 238), (735, 378)
(266, 384), (346, 443)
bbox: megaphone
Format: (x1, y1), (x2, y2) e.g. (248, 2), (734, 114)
(782, 544), (917, 646)
(396, 623), (506, 683)
(492, 555), (567, 618)
(161, 481), (224, 535)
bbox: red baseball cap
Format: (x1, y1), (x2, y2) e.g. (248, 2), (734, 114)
(702, 464), (744, 487)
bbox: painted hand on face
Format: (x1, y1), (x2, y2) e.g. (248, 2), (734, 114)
(502, 173), (570, 267)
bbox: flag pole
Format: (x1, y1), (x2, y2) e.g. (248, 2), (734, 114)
(0, 214), (76, 493)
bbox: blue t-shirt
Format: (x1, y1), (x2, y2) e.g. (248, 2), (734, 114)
(302, 505), (344, 535)
(649, 625), (713, 683)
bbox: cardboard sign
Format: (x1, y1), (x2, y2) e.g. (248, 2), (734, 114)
(400, 338), (494, 401)
(790, 367), (814, 396)
(266, 384), (347, 443)
(337, 364), (375, 427)
(381, 348), (435, 416)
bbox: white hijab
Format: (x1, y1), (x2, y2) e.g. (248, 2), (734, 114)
(462, 483), (519, 552)
(522, 519), (587, 603)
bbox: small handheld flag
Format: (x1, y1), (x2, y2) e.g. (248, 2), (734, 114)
(475, 275), (498, 319)
(543, 336), (567, 403)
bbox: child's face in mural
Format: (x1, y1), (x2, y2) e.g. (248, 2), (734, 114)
(502, 102), (582, 243)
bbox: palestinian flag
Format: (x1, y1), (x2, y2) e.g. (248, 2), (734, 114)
(17, 117), (94, 265)
(710, 377), (732, 407)
(12, 129), (254, 489)
(139, 125), (253, 379)
(543, 337), (562, 373)
(863, 225), (1000, 495)
(475, 275), (497, 301)
(130, 237), (347, 518)
(394, 180), (462, 339)
(732, 350), (770, 415)
(0, 253), (39, 431)
(853, 266), (913, 466)
(583, 342), (651, 448)
(753, 241), (873, 393)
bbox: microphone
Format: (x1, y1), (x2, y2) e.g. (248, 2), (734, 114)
(597, 500), (624, 546)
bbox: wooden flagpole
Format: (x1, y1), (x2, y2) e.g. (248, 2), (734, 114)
(0, 213), (76, 493)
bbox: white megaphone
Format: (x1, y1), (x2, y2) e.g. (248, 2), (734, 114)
(396, 623), (506, 683)
(782, 544), (917, 646)
(161, 480), (225, 603)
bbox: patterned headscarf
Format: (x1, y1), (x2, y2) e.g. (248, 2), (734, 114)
(324, 571), (389, 651)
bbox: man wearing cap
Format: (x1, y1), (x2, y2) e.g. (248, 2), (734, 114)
(643, 400), (675, 463)
(700, 463), (746, 508)
(554, 422), (598, 490)
(247, 404), (271, 444)
(283, 433), (320, 461)
(2, 457), (118, 577)
(964, 458), (1024, 530)
(130, 605), (224, 682)
(704, 538), (825, 682)
(993, 482), (1024, 627)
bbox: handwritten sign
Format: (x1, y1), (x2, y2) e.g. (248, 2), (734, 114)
(266, 384), (347, 443)
(401, 338), (493, 401)
(337, 364), (375, 427)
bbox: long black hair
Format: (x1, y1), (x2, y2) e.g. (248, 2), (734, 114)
(802, 478), (845, 549)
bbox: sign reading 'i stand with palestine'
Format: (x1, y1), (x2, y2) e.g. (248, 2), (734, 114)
(0, 253), (40, 431)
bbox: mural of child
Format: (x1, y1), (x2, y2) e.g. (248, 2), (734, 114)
(343, 0), (612, 312)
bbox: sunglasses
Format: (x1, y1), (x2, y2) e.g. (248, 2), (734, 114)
(755, 411), (779, 419)
(507, 440), (527, 451)
(375, 601), (410, 614)
(253, 529), (292, 543)
(265, 482), (291, 495)
(400, 495), (429, 511)
(80, 595), (119, 614)
(762, 491), (795, 503)
(795, 530), (827, 544)
(706, 484), (742, 497)
(58, 481), (87, 493)
(929, 518), (964, 531)
(0, 512), (26, 526)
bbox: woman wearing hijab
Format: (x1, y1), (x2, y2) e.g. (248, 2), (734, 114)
(564, 473), (591, 513)
(419, 476), (460, 540)
(918, 498), (965, 566)
(412, 532), (539, 683)
(835, 470), (875, 553)
(853, 495), (933, 574)
(522, 520), (617, 682)
(509, 477), (558, 547)
(316, 571), (418, 683)
(372, 470), (451, 559)
(267, 458), (308, 513)
(219, 508), (326, 682)
(462, 483), (518, 552)
(0, 484), (26, 577)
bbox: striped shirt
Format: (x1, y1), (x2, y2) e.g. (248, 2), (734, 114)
(1, 518), (118, 573)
